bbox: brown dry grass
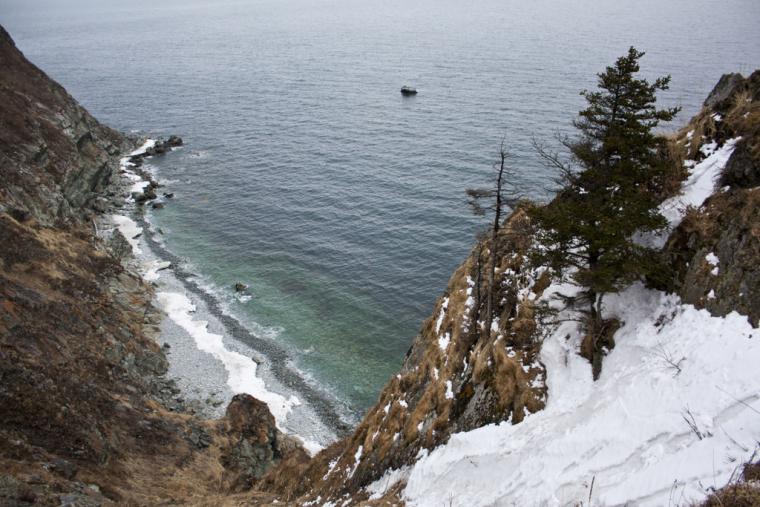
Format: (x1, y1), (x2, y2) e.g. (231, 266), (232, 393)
(259, 207), (551, 504)
(681, 108), (721, 160)
(726, 90), (760, 158)
(659, 135), (690, 199)
(700, 483), (760, 507)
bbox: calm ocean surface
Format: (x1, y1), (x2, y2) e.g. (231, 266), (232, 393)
(3, 0), (759, 417)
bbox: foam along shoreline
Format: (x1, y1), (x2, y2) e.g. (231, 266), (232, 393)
(108, 139), (330, 452)
(156, 291), (300, 425)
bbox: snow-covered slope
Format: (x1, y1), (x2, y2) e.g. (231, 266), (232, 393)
(378, 113), (760, 506)
(401, 283), (759, 506)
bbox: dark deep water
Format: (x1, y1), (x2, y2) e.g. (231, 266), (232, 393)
(3, 0), (759, 417)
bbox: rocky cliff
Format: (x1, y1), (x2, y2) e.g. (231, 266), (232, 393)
(664, 71), (760, 327)
(0, 26), (128, 226)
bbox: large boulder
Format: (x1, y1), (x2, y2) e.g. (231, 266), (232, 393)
(720, 138), (760, 188)
(219, 394), (308, 492)
(664, 187), (760, 328)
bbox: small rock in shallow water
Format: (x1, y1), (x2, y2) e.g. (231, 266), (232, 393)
(167, 135), (183, 147)
(234, 282), (248, 292)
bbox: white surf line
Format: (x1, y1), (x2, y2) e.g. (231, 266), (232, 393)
(120, 138), (157, 197)
(108, 140), (156, 256)
(156, 291), (301, 427)
(110, 214), (143, 255)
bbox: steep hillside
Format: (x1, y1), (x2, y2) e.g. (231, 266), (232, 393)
(0, 26), (127, 225)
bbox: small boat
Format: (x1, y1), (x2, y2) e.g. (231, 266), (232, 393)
(400, 86), (418, 96)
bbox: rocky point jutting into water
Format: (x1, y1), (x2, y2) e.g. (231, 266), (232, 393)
(1, 21), (759, 506)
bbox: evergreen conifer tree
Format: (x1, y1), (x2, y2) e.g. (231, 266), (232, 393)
(530, 47), (679, 329)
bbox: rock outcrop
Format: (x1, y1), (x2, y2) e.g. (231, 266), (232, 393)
(219, 394), (309, 492)
(665, 71), (760, 327)
(0, 25), (129, 226)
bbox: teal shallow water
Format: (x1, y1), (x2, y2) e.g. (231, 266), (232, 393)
(4, 0), (759, 417)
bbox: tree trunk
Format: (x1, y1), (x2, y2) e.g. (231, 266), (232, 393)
(484, 148), (506, 337)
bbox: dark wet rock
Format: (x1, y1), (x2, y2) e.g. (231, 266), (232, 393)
(704, 73), (745, 111)
(186, 425), (213, 449)
(720, 138), (760, 188)
(151, 202), (164, 209)
(163, 192), (174, 199)
(8, 207), (31, 223)
(234, 282), (248, 292)
(220, 394), (308, 491)
(90, 197), (109, 213)
(166, 135), (183, 147)
(58, 492), (102, 507)
(106, 229), (131, 260)
(50, 458), (78, 480)
(665, 185), (760, 327)
(135, 349), (169, 376)
(134, 187), (157, 204)
(136, 136), (182, 159)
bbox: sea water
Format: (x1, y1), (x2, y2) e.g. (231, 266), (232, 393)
(3, 0), (759, 428)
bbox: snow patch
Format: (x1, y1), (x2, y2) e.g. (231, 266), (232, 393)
(444, 380), (454, 400)
(438, 332), (450, 351)
(435, 297), (449, 334)
(348, 445), (363, 478)
(365, 466), (411, 500)
(706, 252), (720, 275)
(645, 138), (740, 248)
(403, 283), (760, 506)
